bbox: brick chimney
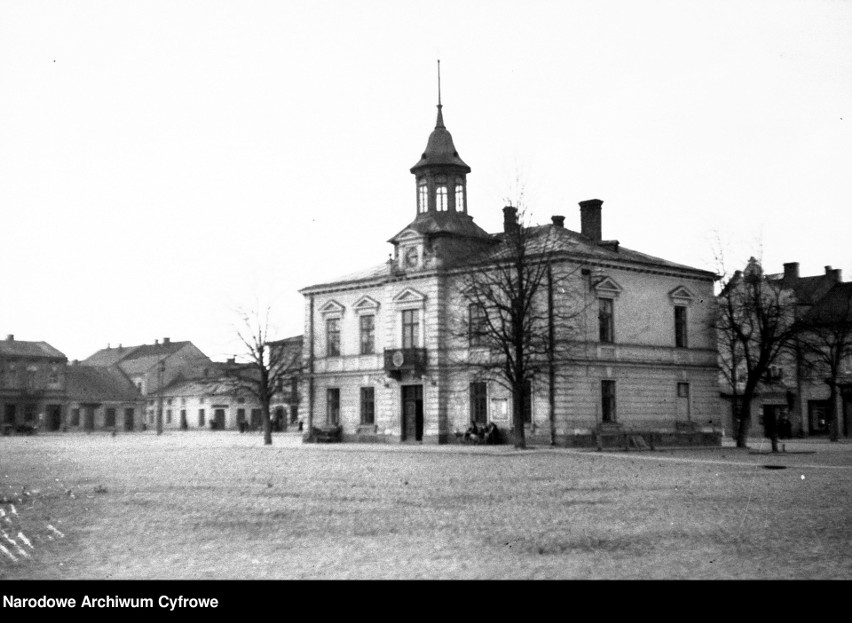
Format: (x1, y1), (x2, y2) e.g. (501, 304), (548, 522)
(579, 199), (602, 242)
(154, 339), (159, 345)
(783, 262), (799, 282)
(825, 266), (842, 283)
(551, 215), (565, 228)
(502, 206), (518, 234)
(163, 337), (170, 344)
(6, 334), (13, 341)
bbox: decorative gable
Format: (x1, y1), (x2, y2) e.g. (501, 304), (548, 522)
(668, 286), (696, 304)
(593, 277), (623, 297)
(353, 295), (380, 312)
(392, 287), (427, 305)
(318, 300), (345, 316)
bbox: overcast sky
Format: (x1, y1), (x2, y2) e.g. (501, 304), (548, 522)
(2, 0), (851, 362)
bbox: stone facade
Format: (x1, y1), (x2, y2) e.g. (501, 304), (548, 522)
(300, 98), (720, 446)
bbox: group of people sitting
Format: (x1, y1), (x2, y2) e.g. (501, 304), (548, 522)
(463, 421), (500, 445)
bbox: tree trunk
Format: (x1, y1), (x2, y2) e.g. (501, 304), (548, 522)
(828, 381), (839, 442)
(512, 383), (526, 449)
(736, 394), (751, 448)
(262, 403), (272, 446)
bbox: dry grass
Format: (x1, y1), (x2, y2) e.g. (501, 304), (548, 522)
(1, 432), (851, 579)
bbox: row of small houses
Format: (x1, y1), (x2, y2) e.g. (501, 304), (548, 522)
(0, 335), (301, 434)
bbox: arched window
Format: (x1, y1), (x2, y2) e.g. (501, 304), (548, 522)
(436, 186), (448, 211)
(418, 183), (428, 213)
(455, 183), (465, 212)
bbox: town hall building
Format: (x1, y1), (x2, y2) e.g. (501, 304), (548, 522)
(300, 91), (721, 446)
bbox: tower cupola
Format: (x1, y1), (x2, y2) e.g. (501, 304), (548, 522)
(410, 61), (471, 218)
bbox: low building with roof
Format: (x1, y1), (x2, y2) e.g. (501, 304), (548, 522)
(64, 362), (144, 432)
(0, 334), (67, 432)
(299, 89), (720, 446)
(82, 337), (212, 429)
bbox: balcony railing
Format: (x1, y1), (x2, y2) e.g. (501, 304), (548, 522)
(383, 348), (427, 378)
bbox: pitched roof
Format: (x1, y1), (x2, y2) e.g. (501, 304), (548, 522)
(802, 282), (852, 325)
(410, 105), (471, 173)
(66, 365), (140, 402)
(0, 339), (66, 360)
(83, 340), (204, 373)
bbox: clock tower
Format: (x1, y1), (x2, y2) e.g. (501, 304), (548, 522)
(389, 62), (492, 271)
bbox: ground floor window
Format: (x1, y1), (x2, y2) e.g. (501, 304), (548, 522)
(71, 408), (81, 427)
(327, 388), (340, 425)
(470, 382), (487, 424)
(360, 387), (375, 425)
(198, 408), (205, 427)
(250, 409), (262, 429)
(166, 409), (172, 424)
(105, 408), (116, 428)
(601, 380), (616, 423)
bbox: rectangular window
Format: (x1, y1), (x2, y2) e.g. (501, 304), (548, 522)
(436, 185), (448, 211)
(675, 305), (687, 348)
(326, 317), (341, 356)
(677, 382), (690, 398)
(418, 184), (428, 213)
(105, 408), (116, 428)
(327, 388), (340, 425)
(71, 408), (80, 427)
(402, 309), (420, 349)
(250, 409), (262, 429)
(360, 387), (375, 425)
(522, 380), (532, 424)
(360, 315), (375, 355)
(469, 304), (487, 347)
(599, 298), (614, 343)
(470, 382), (487, 424)
(166, 409), (172, 424)
(198, 409), (205, 427)
(601, 380), (616, 423)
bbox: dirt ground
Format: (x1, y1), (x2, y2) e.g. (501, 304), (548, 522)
(1, 431), (850, 579)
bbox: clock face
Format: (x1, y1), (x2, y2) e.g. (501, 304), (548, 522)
(404, 247), (419, 267)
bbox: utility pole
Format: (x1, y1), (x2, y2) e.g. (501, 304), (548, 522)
(156, 360), (165, 435)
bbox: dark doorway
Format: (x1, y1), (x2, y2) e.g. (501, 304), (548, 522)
(401, 384), (423, 442)
(214, 408), (226, 430)
(47, 405), (62, 431)
(274, 407), (285, 431)
(84, 406), (96, 432)
(124, 408), (135, 431)
(808, 400), (829, 436)
(3, 404), (15, 426)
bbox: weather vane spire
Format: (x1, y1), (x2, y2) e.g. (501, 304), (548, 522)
(435, 59), (445, 129)
(437, 59), (442, 107)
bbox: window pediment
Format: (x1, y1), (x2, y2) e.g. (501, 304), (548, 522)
(392, 287), (427, 305)
(318, 300), (345, 316)
(593, 277), (622, 297)
(668, 286), (696, 304)
(353, 295), (380, 312)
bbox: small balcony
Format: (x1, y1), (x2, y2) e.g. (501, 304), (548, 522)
(384, 348), (427, 379)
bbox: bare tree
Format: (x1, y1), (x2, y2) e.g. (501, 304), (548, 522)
(228, 307), (303, 446)
(452, 206), (585, 448)
(716, 258), (800, 450)
(797, 283), (852, 442)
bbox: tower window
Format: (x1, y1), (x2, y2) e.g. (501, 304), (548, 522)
(436, 186), (448, 211)
(418, 184), (428, 213)
(455, 183), (464, 212)
(599, 298), (614, 343)
(674, 305), (687, 348)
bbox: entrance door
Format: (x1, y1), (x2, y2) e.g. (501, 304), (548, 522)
(214, 409), (226, 430)
(47, 405), (62, 431)
(124, 408), (135, 431)
(808, 401), (829, 435)
(84, 406), (95, 432)
(4, 404), (16, 426)
(401, 385), (423, 442)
